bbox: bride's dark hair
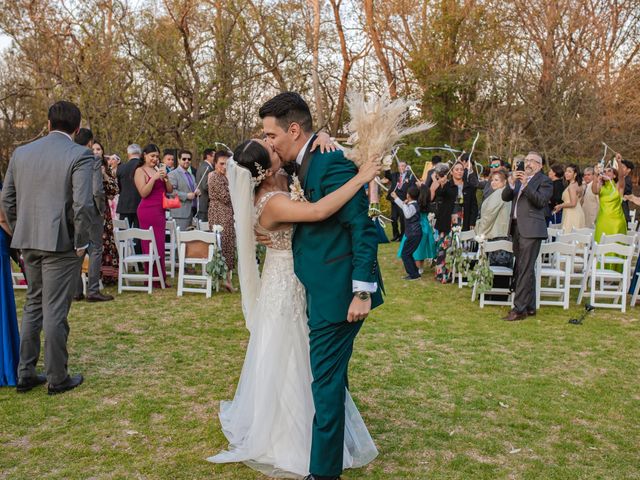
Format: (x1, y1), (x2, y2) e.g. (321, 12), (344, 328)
(233, 140), (272, 189)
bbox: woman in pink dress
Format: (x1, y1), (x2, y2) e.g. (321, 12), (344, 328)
(134, 144), (173, 285)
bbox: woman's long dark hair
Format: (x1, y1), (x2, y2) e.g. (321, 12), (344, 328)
(135, 143), (161, 170)
(93, 140), (107, 167)
(233, 140), (272, 190)
(566, 163), (582, 186)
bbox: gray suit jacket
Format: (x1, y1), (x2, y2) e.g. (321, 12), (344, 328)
(1, 131), (95, 251)
(91, 155), (106, 225)
(168, 167), (196, 219)
(195, 161), (213, 219)
(502, 171), (553, 239)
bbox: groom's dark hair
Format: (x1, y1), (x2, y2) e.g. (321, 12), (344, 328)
(259, 92), (313, 133)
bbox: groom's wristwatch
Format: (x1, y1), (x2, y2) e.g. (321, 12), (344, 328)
(354, 291), (371, 301)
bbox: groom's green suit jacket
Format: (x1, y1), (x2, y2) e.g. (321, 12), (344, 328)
(292, 145), (384, 327)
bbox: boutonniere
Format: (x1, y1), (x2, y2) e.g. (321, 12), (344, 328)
(290, 174), (307, 202)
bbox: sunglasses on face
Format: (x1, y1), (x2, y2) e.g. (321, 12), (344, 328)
(490, 163), (500, 168)
(181, 157), (191, 161)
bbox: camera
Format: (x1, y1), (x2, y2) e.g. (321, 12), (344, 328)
(516, 161), (525, 172)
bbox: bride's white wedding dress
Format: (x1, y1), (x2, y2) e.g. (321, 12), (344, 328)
(207, 190), (378, 478)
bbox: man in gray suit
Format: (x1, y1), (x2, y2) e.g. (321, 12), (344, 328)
(195, 148), (215, 221)
(501, 152), (553, 321)
(72, 128), (113, 302)
(1, 101), (94, 394)
(168, 150), (200, 230)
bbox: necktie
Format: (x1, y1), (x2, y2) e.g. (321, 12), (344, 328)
(184, 171), (196, 207)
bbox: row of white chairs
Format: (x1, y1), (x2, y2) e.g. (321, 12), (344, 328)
(458, 227), (640, 313)
(112, 219), (223, 298)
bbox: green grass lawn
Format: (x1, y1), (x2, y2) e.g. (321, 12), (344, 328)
(1, 242), (639, 479)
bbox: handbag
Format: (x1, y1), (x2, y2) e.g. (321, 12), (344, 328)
(162, 193), (181, 209)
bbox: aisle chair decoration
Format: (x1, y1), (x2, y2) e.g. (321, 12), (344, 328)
(468, 234), (493, 295)
(443, 226), (470, 284)
(204, 225), (228, 293)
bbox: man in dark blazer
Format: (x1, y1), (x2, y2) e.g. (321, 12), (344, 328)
(384, 161), (416, 241)
(501, 152), (553, 321)
(116, 144), (142, 230)
(116, 144), (142, 254)
(1, 101), (94, 394)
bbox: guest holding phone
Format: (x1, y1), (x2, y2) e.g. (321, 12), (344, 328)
(134, 143), (173, 286)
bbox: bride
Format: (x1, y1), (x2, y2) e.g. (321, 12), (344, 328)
(207, 138), (381, 478)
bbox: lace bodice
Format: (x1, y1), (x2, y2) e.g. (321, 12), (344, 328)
(255, 191), (293, 251)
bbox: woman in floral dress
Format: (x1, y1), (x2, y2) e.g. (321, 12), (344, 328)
(93, 141), (119, 284)
(208, 150), (235, 292)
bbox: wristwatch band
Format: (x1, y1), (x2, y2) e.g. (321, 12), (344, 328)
(355, 291), (371, 301)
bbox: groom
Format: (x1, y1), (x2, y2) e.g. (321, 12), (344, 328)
(260, 92), (384, 480)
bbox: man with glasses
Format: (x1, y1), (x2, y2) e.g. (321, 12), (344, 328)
(168, 149), (200, 230)
(501, 152), (552, 321)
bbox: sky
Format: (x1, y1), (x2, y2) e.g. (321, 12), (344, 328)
(0, 33), (10, 51)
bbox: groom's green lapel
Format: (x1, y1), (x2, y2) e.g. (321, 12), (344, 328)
(298, 134), (317, 189)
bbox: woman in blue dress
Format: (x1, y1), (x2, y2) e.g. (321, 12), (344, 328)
(0, 199), (20, 387)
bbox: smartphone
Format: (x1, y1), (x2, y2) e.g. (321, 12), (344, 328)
(516, 161), (525, 172)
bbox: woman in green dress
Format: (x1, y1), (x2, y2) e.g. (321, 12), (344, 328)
(593, 166), (627, 243)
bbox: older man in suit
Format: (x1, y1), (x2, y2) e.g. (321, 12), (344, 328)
(501, 151), (553, 321)
(116, 144), (142, 230)
(1, 101), (94, 394)
(168, 150), (200, 230)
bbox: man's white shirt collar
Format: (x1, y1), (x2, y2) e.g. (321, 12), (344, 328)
(51, 130), (73, 141)
(295, 136), (314, 166)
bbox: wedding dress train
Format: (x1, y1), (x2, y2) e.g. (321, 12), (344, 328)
(207, 191), (377, 478)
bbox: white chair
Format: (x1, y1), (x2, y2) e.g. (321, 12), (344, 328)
(549, 222), (562, 230)
(165, 219), (177, 279)
(454, 229), (477, 288)
(11, 270), (27, 290)
(557, 232), (593, 293)
(197, 220), (210, 231)
(115, 227), (165, 294)
(79, 254), (104, 296)
(573, 227), (595, 236)
(176, 228), (218, 297)
(113, 218), (129, 230)
(471, 239), (514, 308)
(628, 220), (638, 232)
(113, 217), (137, 269)
(546, 227), (563, 243)
(535, 242), (575, 309)
(600, 233), (636, 279)
(589, 242), (634, 312)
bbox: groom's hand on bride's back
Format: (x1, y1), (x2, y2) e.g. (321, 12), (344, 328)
(347, 294), (371, 322)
